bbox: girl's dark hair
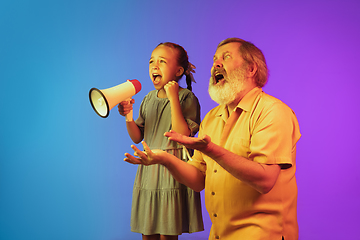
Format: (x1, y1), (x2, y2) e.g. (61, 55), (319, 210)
(157, 42), (195, 91)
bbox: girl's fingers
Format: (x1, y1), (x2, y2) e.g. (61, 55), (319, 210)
(124, 153), (141, 164)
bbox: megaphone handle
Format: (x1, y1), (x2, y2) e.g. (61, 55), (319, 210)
(125, 98), (133, 122)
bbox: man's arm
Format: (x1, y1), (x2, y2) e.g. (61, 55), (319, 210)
(124, 142), (205, 192)
(165, 131), (280, 194)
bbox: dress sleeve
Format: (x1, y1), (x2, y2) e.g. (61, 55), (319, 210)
(180, 91), (201, 137)
(186, 119), (207, 175)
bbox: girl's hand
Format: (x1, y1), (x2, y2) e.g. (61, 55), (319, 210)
(118, 99), (135, 116)
(164, 81), (179, 101)
(124, 141), (164, 165)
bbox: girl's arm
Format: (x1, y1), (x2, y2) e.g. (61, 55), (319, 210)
(125, 120), (143, 144)
(118, 100), (143, 143)
(164, 81), (191, 136)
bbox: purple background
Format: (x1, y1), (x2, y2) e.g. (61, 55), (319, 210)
(1, 0), (359, 239)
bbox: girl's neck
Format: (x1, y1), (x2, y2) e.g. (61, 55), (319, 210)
(157, 89), (167, 98)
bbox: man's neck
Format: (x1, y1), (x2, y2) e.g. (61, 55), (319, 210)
(227, 85), (256, 113)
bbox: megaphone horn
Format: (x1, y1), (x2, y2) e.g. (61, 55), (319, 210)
(89, 79), (142, 118)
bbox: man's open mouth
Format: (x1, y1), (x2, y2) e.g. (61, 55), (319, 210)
(214, 72), (225, 84)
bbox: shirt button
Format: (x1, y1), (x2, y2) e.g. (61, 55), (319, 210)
(215, 236), (220, 239)
(214, 169), (217, 173)
(211, 191), (215, 195)
(214, 213), (217, 217)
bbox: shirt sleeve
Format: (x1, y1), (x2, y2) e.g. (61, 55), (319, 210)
(187, 149), (207, 175)
(249, 101), (301, 166)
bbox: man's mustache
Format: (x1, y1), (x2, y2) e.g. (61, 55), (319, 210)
(212, 67), (226, 76)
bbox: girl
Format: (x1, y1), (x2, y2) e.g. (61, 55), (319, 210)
(118, 42), (204, 240)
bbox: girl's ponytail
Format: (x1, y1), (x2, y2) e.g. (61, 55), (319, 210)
(185, 62), (196, 91)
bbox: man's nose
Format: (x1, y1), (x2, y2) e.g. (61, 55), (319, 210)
(213, 59), (223, 68)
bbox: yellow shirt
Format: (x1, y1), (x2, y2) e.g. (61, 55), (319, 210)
(188, 87), (301, 240)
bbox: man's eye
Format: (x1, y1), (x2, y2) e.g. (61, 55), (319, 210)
(160, 60), (166, 63)
(224, 54), (231, 60)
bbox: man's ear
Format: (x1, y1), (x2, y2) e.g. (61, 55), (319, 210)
(176, 67), (184, 77)
(247, 64), (257, 78)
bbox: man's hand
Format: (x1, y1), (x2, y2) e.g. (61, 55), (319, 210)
(165, 130), (211, 152)
(124, 141), (164, 165)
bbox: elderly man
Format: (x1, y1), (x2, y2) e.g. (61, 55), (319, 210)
(125, 38), (301, 240)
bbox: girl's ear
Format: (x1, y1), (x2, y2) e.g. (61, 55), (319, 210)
(176, 67), (184, 77)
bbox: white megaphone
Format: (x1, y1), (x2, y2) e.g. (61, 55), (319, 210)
(89, 79), (142, 118)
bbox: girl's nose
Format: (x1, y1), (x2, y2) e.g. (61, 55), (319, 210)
(152, 64), (159, 70)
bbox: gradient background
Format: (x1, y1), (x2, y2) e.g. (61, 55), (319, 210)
(1, 0), (359, 239)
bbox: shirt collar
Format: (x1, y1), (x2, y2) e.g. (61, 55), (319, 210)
(214, 87), (263, 118)
(236, 87), (262, 112)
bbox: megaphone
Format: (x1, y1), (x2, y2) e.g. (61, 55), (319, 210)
(89, 79), (142, 118)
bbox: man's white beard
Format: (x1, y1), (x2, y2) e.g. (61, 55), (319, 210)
(208, 67), (246, 105)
